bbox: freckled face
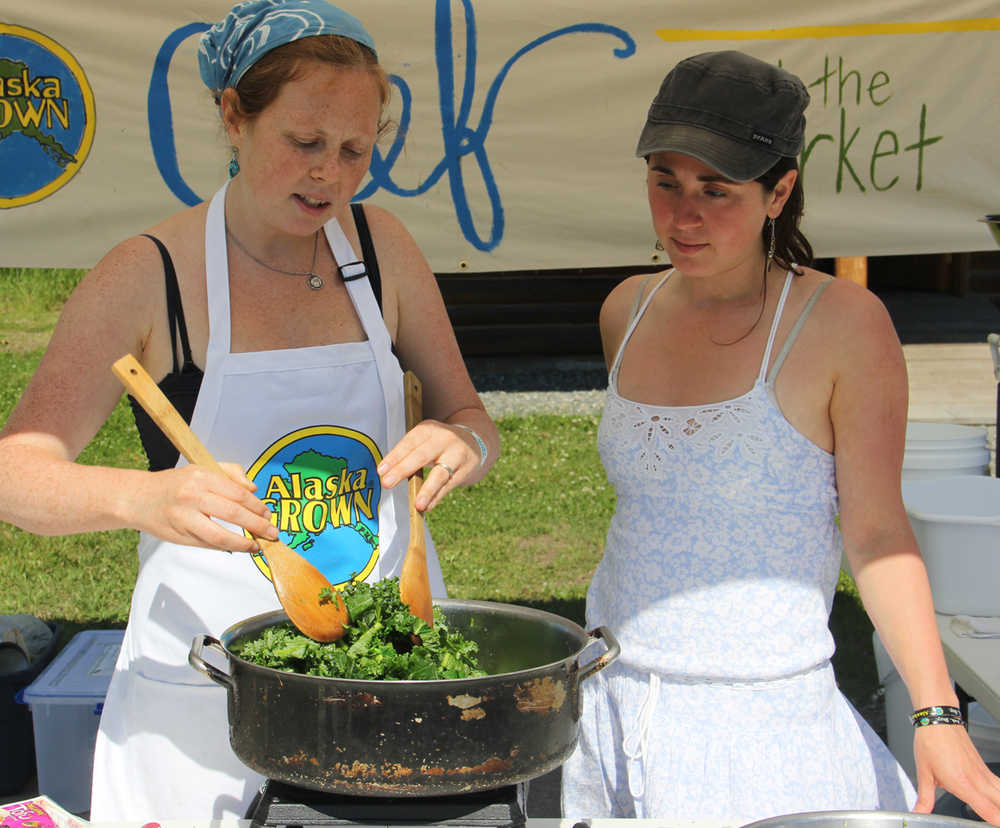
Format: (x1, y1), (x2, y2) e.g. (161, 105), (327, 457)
(226, 61), (381, 236)
(646, 151), (774, 279)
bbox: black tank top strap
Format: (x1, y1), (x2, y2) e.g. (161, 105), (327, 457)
(141, 234), (195, 373)
(349, 203), (382, 311)
(132, 234), (203, 471)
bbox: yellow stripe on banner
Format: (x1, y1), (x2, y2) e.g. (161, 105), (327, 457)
(655, 18), (1000, 41)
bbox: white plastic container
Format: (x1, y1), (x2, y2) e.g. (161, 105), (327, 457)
(901, 476), (1000, 616)
(22, 629), (123, 814)
(969, 702), (1000, 763)
(903, 422), (989, 480)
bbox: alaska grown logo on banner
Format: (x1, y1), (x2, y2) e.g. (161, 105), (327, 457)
(245, 426), (383, 589)
(0, 24), (95, 208)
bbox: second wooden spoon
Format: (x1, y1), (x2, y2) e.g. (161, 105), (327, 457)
(112, 353), (350, 642)
(399, 371), (434, 627)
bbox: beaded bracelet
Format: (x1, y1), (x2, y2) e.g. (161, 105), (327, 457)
(453, 424), (488, 468)
(911, 705), (965, 728)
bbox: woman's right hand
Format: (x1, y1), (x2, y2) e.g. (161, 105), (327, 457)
(130, 462), (279, 553)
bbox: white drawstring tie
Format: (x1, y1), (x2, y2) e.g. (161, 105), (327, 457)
(622, 672), (660, 818)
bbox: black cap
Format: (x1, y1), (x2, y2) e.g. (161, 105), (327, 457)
(635, 50), (809, 181)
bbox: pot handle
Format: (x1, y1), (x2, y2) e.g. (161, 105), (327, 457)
(577, 625), (621, 683)
(188, 634), (234, 690)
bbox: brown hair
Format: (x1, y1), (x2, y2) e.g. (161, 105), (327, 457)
(224, 35), (392, 140)
(756, 157), (813, 272)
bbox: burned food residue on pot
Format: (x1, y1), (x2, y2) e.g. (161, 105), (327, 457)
(514, 676), (567, 714)
(447, 693), (487, 721)
(234, 577), (486, 680)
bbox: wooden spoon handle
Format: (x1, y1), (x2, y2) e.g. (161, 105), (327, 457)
(114, 353), (271, 545)
(404, 370), (423, 501)
(401, 370), (433, 627)
(403, 371), (423, 453)
(112, 354), (223, 475)
(113, 353), (350, 643)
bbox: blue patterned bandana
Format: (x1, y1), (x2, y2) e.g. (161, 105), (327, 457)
(198, 0), (376, 96)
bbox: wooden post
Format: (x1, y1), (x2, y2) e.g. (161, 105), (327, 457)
(950, 252), (971, 297)
(835, 256), (868, 287)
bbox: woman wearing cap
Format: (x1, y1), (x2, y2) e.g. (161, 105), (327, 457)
(0, 0), (498, 819)
(562, 51), (1000, 824)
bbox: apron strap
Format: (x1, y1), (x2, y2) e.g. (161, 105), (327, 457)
(324, 216), (404, 580)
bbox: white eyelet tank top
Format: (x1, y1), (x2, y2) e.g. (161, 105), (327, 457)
(589, 269), (839, 680)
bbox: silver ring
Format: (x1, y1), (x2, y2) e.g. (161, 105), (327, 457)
(435, 462), (455, 480)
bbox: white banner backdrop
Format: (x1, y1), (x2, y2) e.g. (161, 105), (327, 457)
(1, 2), (998, 271)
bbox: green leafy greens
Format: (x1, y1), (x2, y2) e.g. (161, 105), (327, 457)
(234, 577), (486, 680)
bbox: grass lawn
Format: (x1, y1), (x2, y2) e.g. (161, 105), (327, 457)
(0, 267), (884, 732)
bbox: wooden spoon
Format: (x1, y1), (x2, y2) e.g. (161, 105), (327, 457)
(112, 353), (350, 643)
(399, 370), (434, 627)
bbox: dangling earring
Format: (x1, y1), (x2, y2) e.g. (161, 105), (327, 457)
(767, 216), (776, 262)
(228, 147), (240, 179)
(654, 239), (664, 251)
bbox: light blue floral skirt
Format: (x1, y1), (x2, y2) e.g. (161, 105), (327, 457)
(561, 659), (915, 823)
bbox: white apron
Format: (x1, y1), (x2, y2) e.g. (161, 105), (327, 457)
(91, 183), (445, 821)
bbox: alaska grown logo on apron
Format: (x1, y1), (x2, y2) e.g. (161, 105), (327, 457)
(245, 425), (383, 588)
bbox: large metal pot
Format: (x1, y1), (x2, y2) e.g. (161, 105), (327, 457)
(742, 812), (984, 828)
(189, 598), (619, 797)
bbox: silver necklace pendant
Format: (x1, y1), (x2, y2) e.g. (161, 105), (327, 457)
(224, 217), (324, 289)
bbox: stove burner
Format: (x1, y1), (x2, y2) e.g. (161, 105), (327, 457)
(246, 779), (526, 827)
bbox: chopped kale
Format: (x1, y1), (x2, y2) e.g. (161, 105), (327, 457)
(235, 577), (486, 680)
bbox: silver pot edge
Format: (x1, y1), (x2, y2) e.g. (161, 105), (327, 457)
(195, 596), (620, 687)
(742, 810), (983, 828)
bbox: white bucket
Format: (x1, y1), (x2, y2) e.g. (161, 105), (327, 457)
(903, 422), (989, 480)
(901, 451), (990, 479)
(906, 421), (989, 450)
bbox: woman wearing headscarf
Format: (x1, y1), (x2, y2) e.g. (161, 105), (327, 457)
(0, 0), (498, 819)
(561, 50), (1000, 825)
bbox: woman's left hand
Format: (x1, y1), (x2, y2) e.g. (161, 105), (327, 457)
(913, 723), (1000, 824)
(377, 419), (482, 511)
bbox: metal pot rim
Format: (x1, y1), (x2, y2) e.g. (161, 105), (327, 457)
(741, 810), (983, 828)
(214, 597), (613, 686)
